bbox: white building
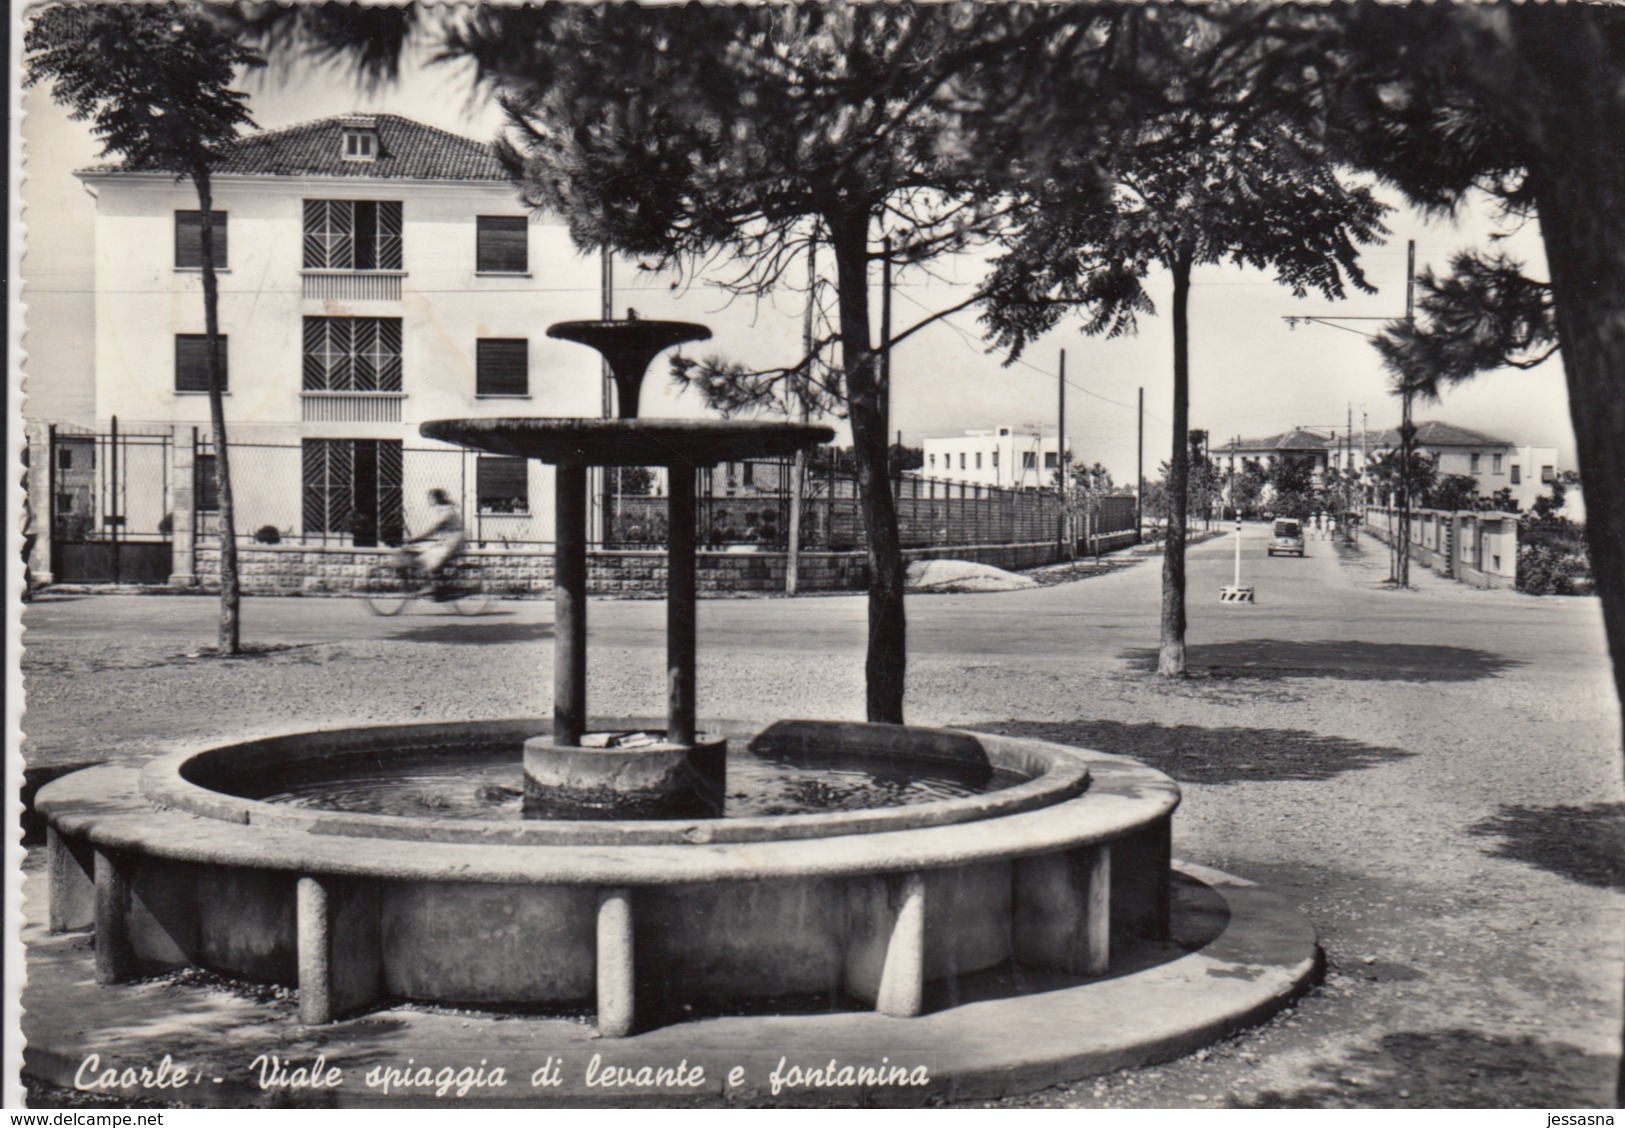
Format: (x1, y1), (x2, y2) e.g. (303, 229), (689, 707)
(1365, 422), (1559, 512)
(69, 112), (607, 559)
(919, 427), (1069, 490)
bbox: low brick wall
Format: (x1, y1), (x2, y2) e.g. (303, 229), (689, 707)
(193, 539), (1076, 597)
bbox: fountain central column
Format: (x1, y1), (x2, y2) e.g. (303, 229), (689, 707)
(419, 314), (833, 822)
(553, 462), (590, 747)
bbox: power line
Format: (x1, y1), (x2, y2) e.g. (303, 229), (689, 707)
(891, 286), (1165, 422)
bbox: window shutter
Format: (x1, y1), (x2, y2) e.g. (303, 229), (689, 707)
(477, 457), (530, 512)
(175, 211), (228, 269)
(477, 216), (528, 273)
(176, 335), (226, 393)
(477, 339), (529, 396)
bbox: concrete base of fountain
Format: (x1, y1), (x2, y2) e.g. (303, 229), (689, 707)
(522, 731), (726, 820)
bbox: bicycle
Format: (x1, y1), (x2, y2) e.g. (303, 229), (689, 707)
(360, 556), (492, 617)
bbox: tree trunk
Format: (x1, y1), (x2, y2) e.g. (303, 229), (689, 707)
(194, 164), (241, 655)
(1158, 247), (1194, 677)
(829, 207), (906, 723)
(1500, 11), (1625, 1104)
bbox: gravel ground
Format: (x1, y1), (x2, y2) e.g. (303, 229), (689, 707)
(16, 532), (1624, 1108)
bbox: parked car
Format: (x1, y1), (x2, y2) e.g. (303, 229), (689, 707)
(1268, 518), (1305, 557)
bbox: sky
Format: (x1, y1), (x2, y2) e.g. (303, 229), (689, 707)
(17, 25), (1576, 486)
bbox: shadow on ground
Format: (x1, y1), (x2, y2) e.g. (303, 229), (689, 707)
(984, 720), (1413, 784)
(1468, 802), (1625, 891)
(1235, 1028), (1615, 1108)
(1121, 639), (1520, 682)
(386, 618), (552, 645)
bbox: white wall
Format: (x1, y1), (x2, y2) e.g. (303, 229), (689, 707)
(920, 428), (1067, 489)
(86, 172), (604, 437)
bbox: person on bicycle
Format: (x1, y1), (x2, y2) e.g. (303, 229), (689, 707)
(400, 488), (466, 596)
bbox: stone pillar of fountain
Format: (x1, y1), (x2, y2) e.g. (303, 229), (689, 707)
(420, 315), (832, 823)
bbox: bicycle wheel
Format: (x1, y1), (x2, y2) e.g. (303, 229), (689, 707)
(361, 562), (412, 616)
(451, 566), (492, 616)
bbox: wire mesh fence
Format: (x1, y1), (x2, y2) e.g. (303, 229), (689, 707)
(189, 441), (1130, 553)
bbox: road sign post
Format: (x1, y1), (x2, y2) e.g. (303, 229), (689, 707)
(1220, 514), (1254, 604)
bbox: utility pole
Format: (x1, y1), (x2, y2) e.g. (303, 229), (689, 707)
(1397, 238), (1417, 588)
(598, 246), (614, 548)
(1058, 350), (1069, 558)
(1136, 385), (1145, 543)
(880, 236), (892, 452)
(787, 237), (814, 596)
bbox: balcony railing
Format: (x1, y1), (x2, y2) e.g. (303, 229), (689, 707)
(301, 392), (405, 423)
(301, 270), (405, 302)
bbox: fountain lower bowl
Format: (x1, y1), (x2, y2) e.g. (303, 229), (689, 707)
(39, 718), (1178, 1029)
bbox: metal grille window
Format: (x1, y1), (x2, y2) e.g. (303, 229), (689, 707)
(302, 438), (403, 546)
(303, 200), (402, 270)
(176, 335), (228, 393)
(303, 317), (402, 392)
(195, 453), (219, 512)
(476, 216), (528, 273)
(476, 339), (529, 397)
(477, 456), (529, 513)
(175, 211), (227, 269)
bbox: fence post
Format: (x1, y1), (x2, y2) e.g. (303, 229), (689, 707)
(27, 421), (55, 587)
(168, 425), (197, 587)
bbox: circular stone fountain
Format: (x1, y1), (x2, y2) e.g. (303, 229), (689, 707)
(30, 315), (1318, 1105)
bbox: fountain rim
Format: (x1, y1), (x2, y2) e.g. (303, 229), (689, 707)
(37, 719), (1181, 885)
(132, 717), (1095, 846)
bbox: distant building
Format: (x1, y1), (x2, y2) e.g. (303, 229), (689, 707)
(918, 427), (1069, 490)
(1365, 422), (1558, 511)
(1215, 427), (1341, 478)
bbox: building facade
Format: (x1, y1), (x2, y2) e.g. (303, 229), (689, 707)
(918, 427), (1069, 490)
(1364, 422), (1558, 512)
(60, 113), (611, 575)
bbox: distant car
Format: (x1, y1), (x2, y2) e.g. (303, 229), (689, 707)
(1268, 518), (1304, 557)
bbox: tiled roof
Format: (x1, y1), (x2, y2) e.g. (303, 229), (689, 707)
(1369, 420), (1512, 448)
(1222, 429), (1336, 454)
(84, 114), (509, 182)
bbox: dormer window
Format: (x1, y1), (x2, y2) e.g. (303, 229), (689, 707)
(343, 129), (377, 161)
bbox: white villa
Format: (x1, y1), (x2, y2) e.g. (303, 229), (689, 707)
(45, 112), (611, 577)
(918, 427), (1070, 490)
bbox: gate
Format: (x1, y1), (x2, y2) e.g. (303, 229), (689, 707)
(49, 420), (174, 584)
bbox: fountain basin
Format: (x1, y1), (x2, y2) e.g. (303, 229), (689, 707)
(39, 719), (1177, 1032)
(521, 730), (728, 820)
(419, 417), (836, 466)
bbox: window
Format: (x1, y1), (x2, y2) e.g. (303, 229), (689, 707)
(303, 200), (402, 270)
(1470, 452), (1481, 472)
(342, 129), (377, 161)
(992, 450), (999, 468)
(975, 452), (982, 470)
(301, 438), (403, 547)
(176, 334), (227, 393)
(303, 318), (402, 392)
(195, 453), (219, 512)
(1045, 451), (1058, 470)
(476, 339), (529, 397)
(928, 454), (936, 468)
(1492, 453), (1503, 473)
(477, 216), (528, 274)
(477, 456), (529, 513)
(1022, 452), (1037, 470)
(1511, 465), (1522, 485)
(998, 427), (1010, 436)
(958, 453), (966, 470)
(1541, 465), (1556, 483)
(175, 211), (228, 269)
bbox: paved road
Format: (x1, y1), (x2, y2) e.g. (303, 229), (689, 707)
(23, 522), (1605, 673)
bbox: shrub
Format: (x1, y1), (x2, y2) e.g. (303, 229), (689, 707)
(253, 525), (282, 545)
